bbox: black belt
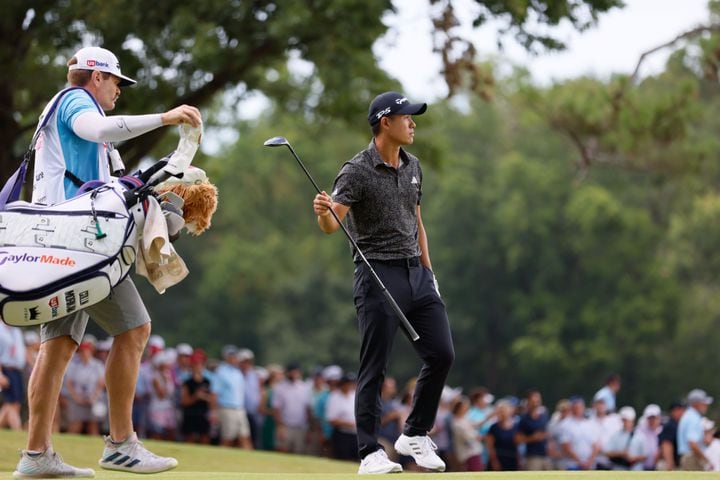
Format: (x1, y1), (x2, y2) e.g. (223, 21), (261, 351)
(371, 257), (421, 268)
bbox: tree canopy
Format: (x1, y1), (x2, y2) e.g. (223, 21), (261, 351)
(3, 0), (621, 179)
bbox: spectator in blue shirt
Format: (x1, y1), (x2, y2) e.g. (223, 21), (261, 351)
(238, 348), (261, 448)
(593, 374), (621, 413)
(678, 388), (713, 471)
(211, 345), (252, 448)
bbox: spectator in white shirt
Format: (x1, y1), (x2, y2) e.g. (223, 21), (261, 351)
(628, 404), (662, 470)
(560, 396), (601, 470)
(327, 373), (358, 460)
(605, 406), (636, 470)
(591, 397), (622, 469)
(65, 335), (105, 435)
(273, 363), (312, 454)
(702, 418), (720, 471)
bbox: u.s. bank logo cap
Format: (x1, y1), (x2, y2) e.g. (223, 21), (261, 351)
(68, 46), (137, 87)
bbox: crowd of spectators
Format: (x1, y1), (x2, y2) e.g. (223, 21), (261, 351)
(1, 324), (719, 472)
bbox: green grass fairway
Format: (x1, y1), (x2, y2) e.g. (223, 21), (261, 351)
(1, 430), (719, 479)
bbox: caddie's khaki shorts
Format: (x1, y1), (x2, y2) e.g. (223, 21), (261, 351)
(41, 278), (151, 344)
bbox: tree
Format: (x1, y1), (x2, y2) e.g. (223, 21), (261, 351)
(2, 0), (394, 180)
(430, 0), (623, 97)
(2, 0), (622, 182)
(519, 0), (720, 180)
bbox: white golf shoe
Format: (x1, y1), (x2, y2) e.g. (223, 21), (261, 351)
(13, 448), (95, 478)
(358, 449), (403, 474)
(394, 433), (446, 472)
(98, 432), (178, 473)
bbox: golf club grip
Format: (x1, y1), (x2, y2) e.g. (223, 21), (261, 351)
(380, 284), (420, 342)
(325, 209), (420, 342)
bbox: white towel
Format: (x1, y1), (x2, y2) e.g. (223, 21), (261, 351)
(135, 196), (188, 293)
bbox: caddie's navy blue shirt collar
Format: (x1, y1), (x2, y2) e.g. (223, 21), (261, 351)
(368, 139), (410, 168)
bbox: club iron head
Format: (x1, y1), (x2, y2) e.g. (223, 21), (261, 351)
(263, 136), (289, 147)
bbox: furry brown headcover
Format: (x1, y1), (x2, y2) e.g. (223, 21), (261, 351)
(154, 182), (218, 235)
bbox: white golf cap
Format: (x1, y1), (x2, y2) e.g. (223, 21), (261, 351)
(96, 338), (113, 351)
(68, 46), (137, 87)
(619, 406), (636, 421)
(237, 348), (255, 361)
(176, 343), (193, 356)
(322, 365), (343, 382)
(24, 330), (40, 345)
(702, 417), (716, 431)
(440, 385), (462, 404)
(642, 404), (661, 418)
(148, 334), (165, 350)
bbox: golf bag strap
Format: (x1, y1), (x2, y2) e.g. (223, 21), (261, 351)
(0, 87), (103, 210)
(0, 154), (30, 210)
(64, 169), (86, 188)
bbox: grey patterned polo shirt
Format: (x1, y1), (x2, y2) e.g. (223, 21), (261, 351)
(331, 140), (423, 262)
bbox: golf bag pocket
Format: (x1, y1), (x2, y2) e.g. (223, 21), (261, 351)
(0, 186), (138, 326)
(1, 264), (112, 326)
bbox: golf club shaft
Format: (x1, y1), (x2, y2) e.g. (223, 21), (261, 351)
(284, 144), (420, 342)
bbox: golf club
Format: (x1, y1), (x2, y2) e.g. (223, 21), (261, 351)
(263, 136), (420, 342)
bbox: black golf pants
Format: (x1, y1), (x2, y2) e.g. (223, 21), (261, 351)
(352, 258), (454, 459)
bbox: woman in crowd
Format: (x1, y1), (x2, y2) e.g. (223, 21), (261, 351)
(259, 364), (285, 451)
(148, 350), (177, 440)
(486, 399), (519, 471)
(450, 396), (484, 471)
(65, 336), (105, 435)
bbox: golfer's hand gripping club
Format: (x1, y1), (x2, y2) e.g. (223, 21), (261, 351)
(317, 193), (419, 342)
(264, 136), (420, 342)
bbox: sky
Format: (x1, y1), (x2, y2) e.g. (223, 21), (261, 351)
(376, 0), (712, 101)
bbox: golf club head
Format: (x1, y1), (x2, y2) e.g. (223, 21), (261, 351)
(263, 136), (289, 147)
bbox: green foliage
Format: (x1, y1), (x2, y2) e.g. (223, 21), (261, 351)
(421, 104), (678, 402)
(1, 0), (395, 179)
(432, 0), (623, 96)
(467, 0), (624, 51)
(667, 193), (720, 283)
(2, 0), (625, 180)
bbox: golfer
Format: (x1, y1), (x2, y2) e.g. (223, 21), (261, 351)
(313, 91), (454, 474)
(14, 46), (201, 479)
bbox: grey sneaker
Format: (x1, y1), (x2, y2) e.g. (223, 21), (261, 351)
(98, 432), (178, 473)
(13, 448), (95, 478)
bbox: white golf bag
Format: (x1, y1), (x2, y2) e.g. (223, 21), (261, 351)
(0, 176), (147, 326)
(0, 101), (200, 326)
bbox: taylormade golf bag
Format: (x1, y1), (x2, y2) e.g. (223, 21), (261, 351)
(0, 88), (200, 326)
(0, 168), (162, 327)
